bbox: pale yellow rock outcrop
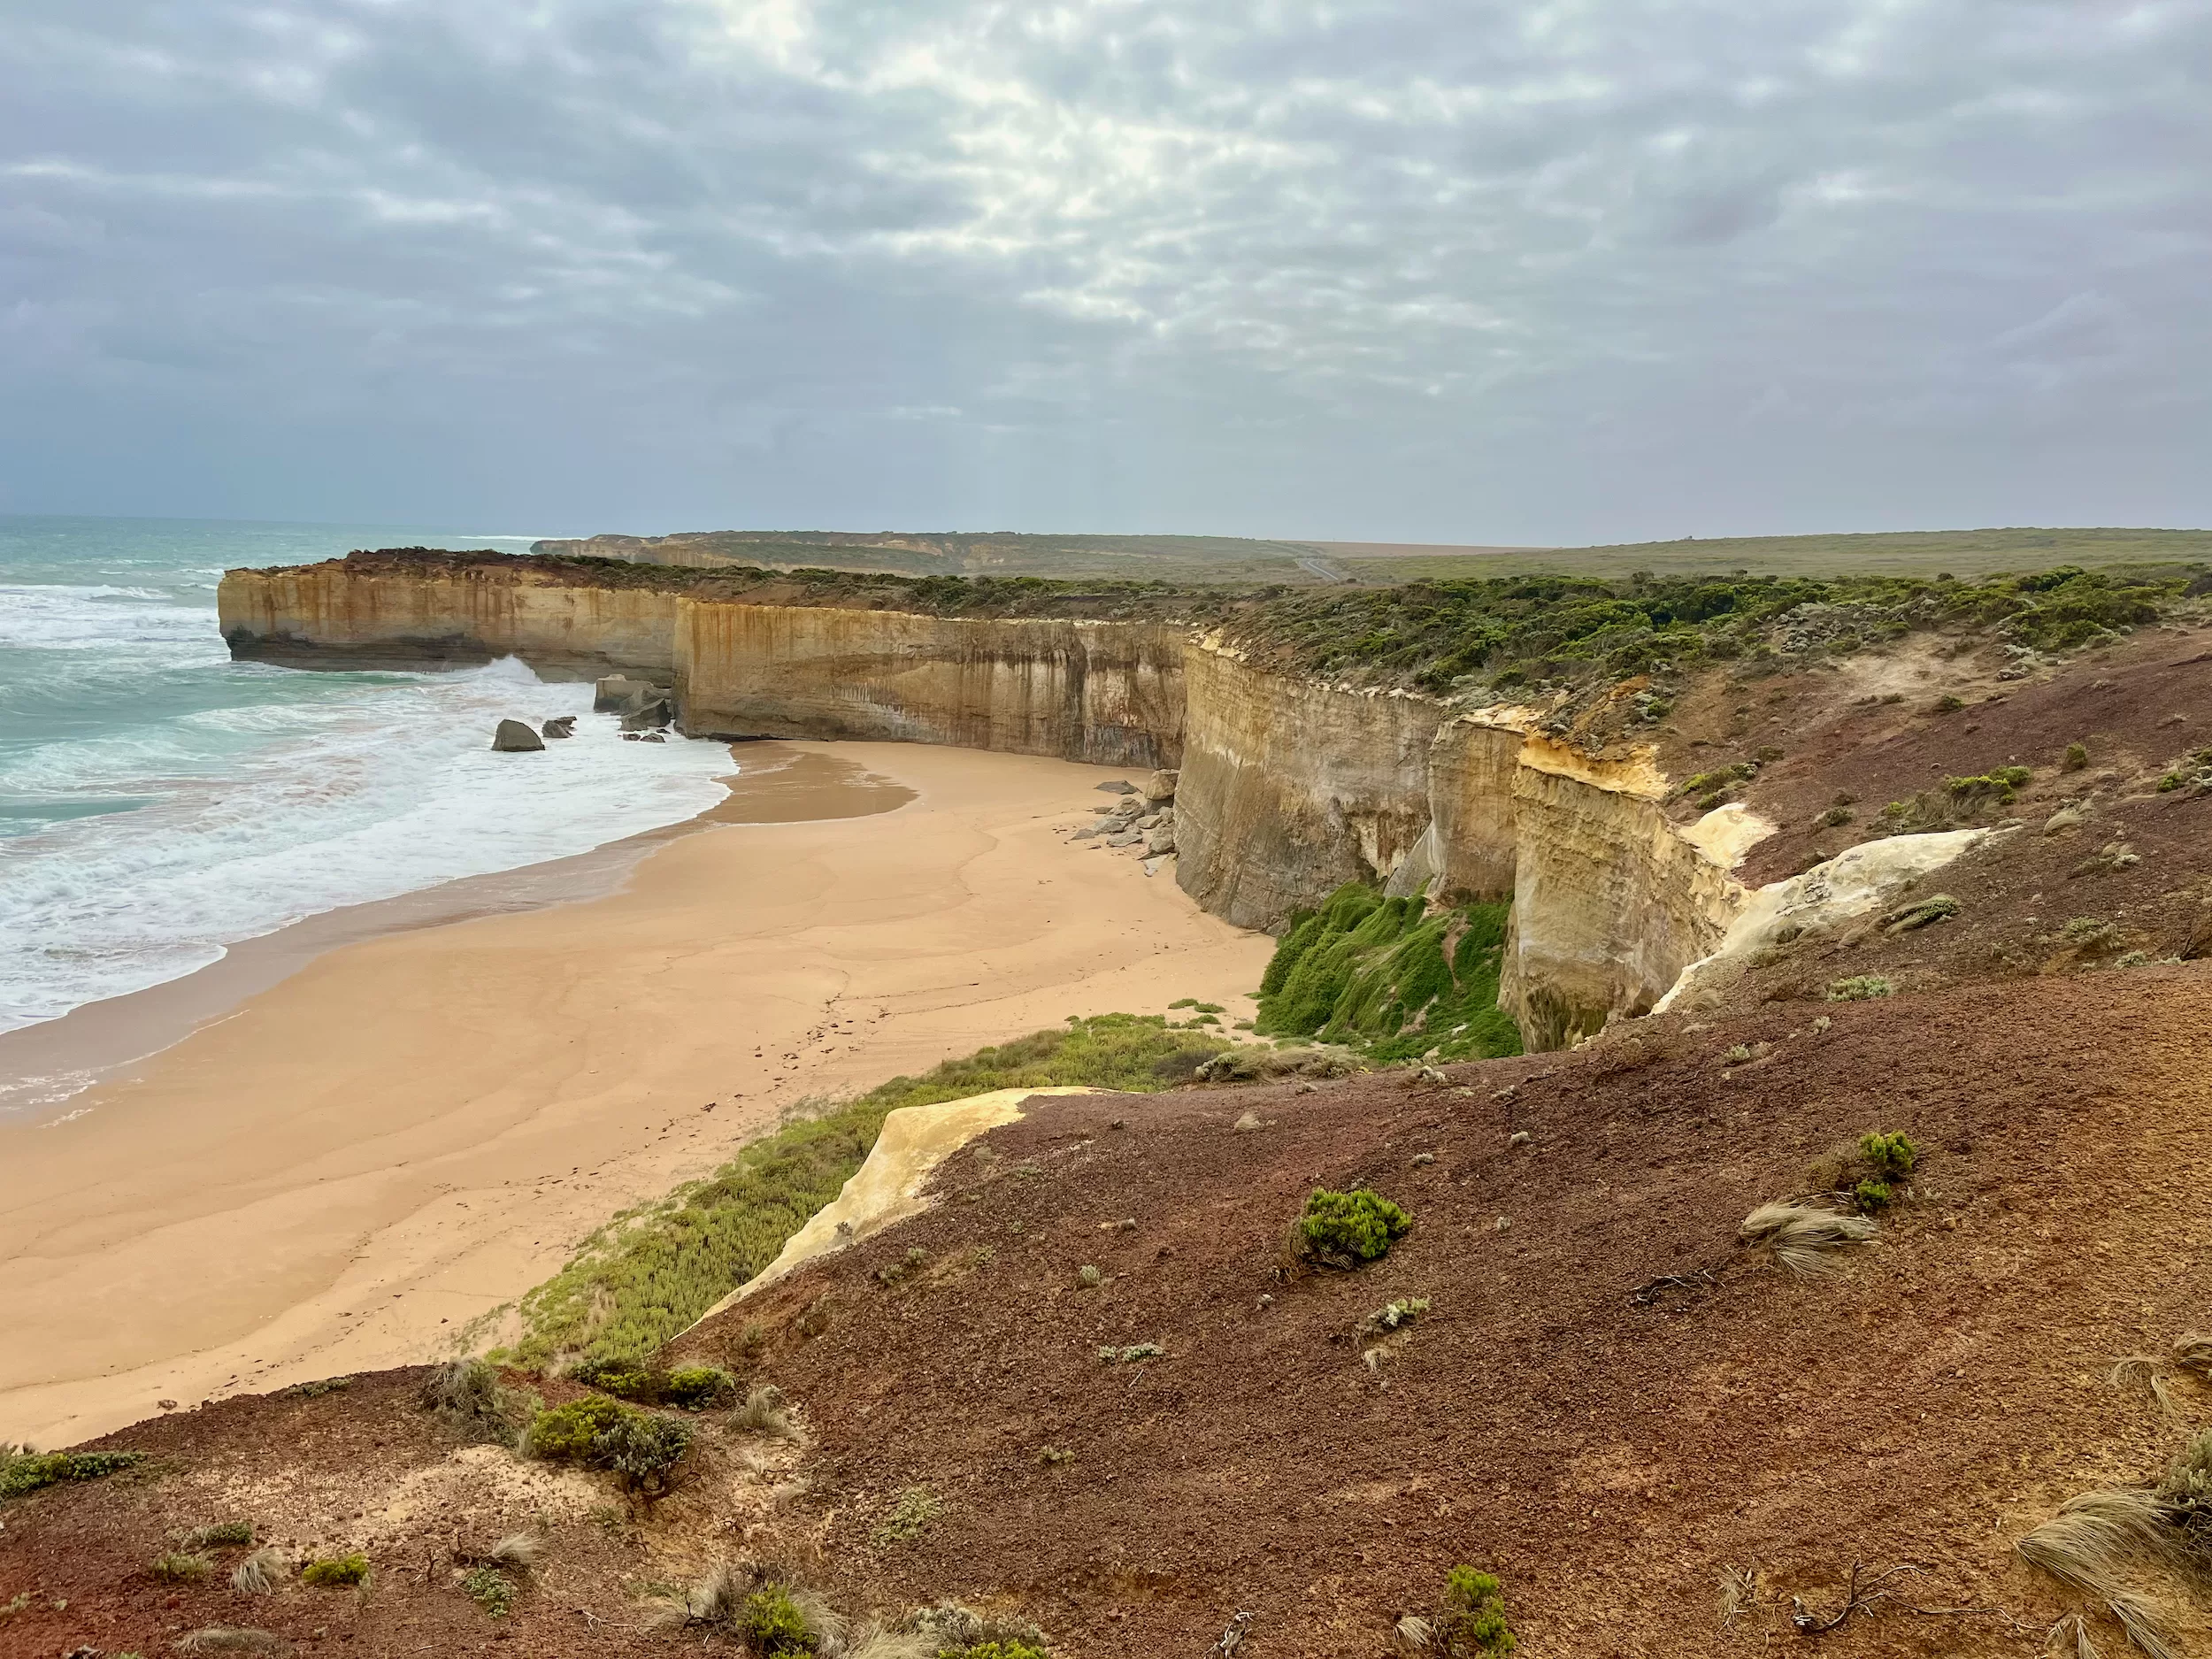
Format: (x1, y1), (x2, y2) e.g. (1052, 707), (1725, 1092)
(687, 1087), (1102, 1331)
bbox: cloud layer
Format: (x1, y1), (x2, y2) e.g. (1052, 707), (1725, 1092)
(4, 0), (2208, 541)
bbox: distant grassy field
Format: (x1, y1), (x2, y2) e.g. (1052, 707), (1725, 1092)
(1334, 526), (2212, 584)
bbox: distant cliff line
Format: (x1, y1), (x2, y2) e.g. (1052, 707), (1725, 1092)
(218, 549), (2194, 1049)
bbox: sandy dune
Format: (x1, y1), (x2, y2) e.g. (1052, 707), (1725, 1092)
(0, 741), (1271, 1448)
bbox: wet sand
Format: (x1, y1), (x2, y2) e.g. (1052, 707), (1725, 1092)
(0, 741), (1271, 1448)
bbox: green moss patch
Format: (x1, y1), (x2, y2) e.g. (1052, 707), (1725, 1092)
(1256, 884), (1521, 1063)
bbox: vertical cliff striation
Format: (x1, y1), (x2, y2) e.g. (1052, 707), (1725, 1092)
(219, 561), (679, 679)
(675, 602), (1186, 766)
(1171, 638), (1765, 1046)
(1173, 641), (1447, 929)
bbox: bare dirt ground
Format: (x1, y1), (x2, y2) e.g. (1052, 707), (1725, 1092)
(7, 966), (2210, 1657)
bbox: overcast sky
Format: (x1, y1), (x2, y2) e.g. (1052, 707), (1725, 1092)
(3, 1), (2207, 544)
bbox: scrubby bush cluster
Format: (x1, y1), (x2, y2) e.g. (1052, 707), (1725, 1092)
(301, 1553), (369, 1587)
(1224, 565), (2183, 695)
(566, 1359), (736, 1410)
(526, 1396), (693, 1495)
(1257, 885), (1521, 1063)
(1300, 1188), (1412, 1266)
(507, 1014), (1233, 1369)
(0, 1445), (143, 1499)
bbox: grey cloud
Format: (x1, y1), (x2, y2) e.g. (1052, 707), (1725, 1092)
(0, 0), (2207, 540)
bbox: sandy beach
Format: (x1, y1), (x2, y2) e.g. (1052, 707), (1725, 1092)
(0, 741), (1271, 1448)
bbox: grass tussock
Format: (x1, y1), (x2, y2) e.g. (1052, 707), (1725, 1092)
(1257, 885), (1521, 1064)
(151, 1550), (213, 1583)
(176, 1629), (286, 1654)
(505, 1014), (1227, 1370)
(420, 1358), (536, 1448)
(650, 1560), (847, 1653)
(1738, 1202), (1878, 1277)
(731, 1384), (802, 1441)
(231, 1548), (287, 1595)
(2016, 1431), (2212, 1659)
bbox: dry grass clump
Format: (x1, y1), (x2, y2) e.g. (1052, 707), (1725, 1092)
(420, 1358), (534, 1447)
(1738, 1202), (1878, 1276)
(175, 1630), (286, 1654)
(231, 1548), (288, 1595)
(731, 1383), (803, 1441)
(2109, 1333), (2212, 1415)
(486, 1532), (544, 1575)
(2016, 1432), (2212, 1659)
(650, 1560), (848, 1653)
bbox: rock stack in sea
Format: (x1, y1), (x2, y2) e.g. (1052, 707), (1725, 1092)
(1070, 770), (1178, 873)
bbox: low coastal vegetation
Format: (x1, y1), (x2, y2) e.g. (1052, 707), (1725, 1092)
(505, 1014), (1242, 1369)
(1227, 564), (2188, 695)
(1, 1445), (143, 1499)
(1257, 883), (1522, 1063)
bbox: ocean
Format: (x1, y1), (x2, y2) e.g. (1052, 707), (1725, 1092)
(0, 515), (733, 1065)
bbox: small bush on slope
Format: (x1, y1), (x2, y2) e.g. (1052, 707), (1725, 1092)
(0, 1446), (142, 1500)
(1257, 884), (1521, 1063)
(1299, 1189), (1412, 1266)
(506, 1015), (1233, 1368)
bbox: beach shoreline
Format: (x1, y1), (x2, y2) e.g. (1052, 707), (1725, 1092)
(0, 741), (1271, 1448)
(0, 742), (906, 1123)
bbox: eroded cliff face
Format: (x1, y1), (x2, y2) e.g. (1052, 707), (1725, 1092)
(219, 565), (678, 679)
(1173, 639), (1763, 1046)
(1173, 642), (1447, 929)
(1502, 750), (1763, 1049)
(675, 602), (1185, 766)
(222, 558), (1767, 1050)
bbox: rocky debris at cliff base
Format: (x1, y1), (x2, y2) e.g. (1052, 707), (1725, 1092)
(541, 715), (577, 739)
(594, 674), (662, 712)
(1144, 769), (1179, 803)
(491, 718), (545, 752)
(1141, 855), (1174, 877)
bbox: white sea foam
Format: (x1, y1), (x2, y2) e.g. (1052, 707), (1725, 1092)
(0, 651), (732, 1035)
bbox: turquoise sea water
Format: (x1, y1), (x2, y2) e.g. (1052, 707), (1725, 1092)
(0, 515), (731, 1068)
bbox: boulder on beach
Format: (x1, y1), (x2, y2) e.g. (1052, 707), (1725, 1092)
(1143, 769), (1179, 803)
(620, 699), (672, 732)
(541, 715), (577, 739)
(1095, 779), (1137, 795)
(492, 718), (545, 752)
(595, 675), (653, 711)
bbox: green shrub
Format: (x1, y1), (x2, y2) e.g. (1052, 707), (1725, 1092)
(662, 1366), (737, 1409)
(1934, 694), (1965, 712)
(526, 1395), (632, 1461)
(740, 1584), (811, 1653)
(1825, 976), (1894, 1002)
(2063, 741), (2089, 771)
(941, 1646), (1048, 1659)
(508, 1014), (1221, 1369)
(1854, 1180), (1893, 1213)
(302, 1553), (369, 1587)
(184, 1521), (255, 1549)
(1440, 1566), (1517, 1655)
(1860, 1130), (1918, 1179)
(0, 1447), (143, 1500)
(1256, 885), (1520, 1064)
(872, 1486), (942, 1545)
(1299, 1189), (1411, 1265)
(462, 1565), (515, 1618)
(1945, 766), (2033, 810)
(526, 1397), (691, 1495)
(151, 1551), (211, 1583)
(567, 1359), (659, 1401)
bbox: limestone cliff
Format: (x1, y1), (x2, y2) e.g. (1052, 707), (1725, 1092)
(677, 602), (1185, 766)
(1171, 638), (1766, 1045)
(219, 561), (679, 679)
(219, 552), (1773, 1050)
(1173, 641), (1446, 929)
